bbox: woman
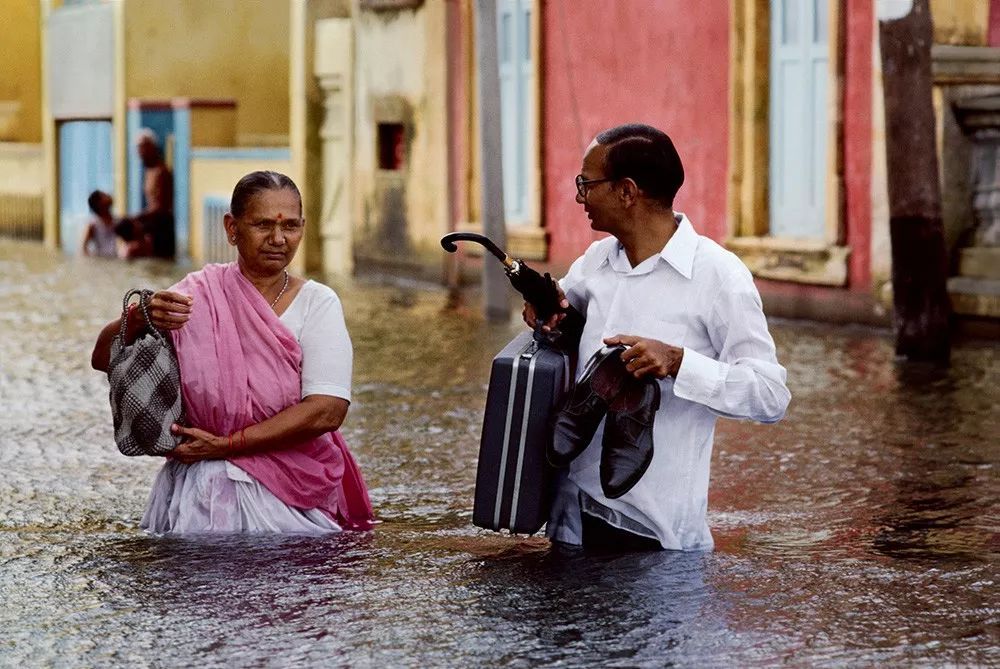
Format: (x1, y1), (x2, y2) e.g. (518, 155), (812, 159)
(91, 170), (374, 534)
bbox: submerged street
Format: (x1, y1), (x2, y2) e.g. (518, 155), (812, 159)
(0, 239), (997, 666)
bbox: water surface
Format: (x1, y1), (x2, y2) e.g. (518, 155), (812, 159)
(1, 241), (997, 666)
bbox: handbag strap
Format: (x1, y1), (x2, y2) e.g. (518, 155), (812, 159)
(118, 289), (165, 342)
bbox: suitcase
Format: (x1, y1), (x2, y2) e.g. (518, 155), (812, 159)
(473, 330), (573, 534)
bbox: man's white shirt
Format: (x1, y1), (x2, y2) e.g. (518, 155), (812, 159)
(549, 213), (791, 550)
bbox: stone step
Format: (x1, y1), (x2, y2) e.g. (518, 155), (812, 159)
(948, 275), (1000, 317)
(958, 247), (1000, 280)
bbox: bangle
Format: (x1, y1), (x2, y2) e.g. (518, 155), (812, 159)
(228, 432), (234, 450)
(240, 428), (247, 450)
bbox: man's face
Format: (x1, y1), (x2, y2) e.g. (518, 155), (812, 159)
(136, 138), (157, 166)
(576, 140), (617, 234)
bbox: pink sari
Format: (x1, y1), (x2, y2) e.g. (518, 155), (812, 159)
(169, 263), (374, 531)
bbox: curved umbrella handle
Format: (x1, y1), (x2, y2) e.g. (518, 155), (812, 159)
(440, 232), (510, 264)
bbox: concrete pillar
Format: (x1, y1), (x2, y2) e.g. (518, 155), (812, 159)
(314, 18), (354, 277)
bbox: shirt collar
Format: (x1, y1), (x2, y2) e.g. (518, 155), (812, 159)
(604, 213), (697, 279)
(659, 213), (697, 279)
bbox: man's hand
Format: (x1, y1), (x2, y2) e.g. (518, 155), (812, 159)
(522, 283), (570, 333)
(168, 424), (229, 464)
(146, 291), (193, 331)
(604, 334), (684, 379)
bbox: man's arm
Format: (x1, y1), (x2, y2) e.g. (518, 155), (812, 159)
(671, 268), (790, 423)
(607, 268), (789, 423)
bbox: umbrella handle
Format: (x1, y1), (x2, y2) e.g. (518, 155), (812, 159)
(440, 232), (515, 268)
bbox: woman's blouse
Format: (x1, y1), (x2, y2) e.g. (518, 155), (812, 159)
(278, 280), (352, 402)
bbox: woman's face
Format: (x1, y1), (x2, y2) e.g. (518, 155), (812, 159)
(226, 188), (304, 276)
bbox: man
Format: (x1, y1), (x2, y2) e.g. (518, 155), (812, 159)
(524, 123), (790, 551)
(123, 128), (175, 259)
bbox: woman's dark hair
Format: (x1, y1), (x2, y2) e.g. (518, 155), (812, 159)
(230, 171), (302, 218)
(595, 123), (684, 208)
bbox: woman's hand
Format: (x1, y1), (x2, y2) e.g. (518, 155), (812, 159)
(168, 424), (229, 464)
(146, 291), (193, 331)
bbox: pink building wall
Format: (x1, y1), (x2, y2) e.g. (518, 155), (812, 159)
(844, 0), (873, 292)
(540, 0), (731, 268)
(991, 0), (1000, 45)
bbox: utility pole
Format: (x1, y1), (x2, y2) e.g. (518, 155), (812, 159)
(474, 0), (510, 322)
(878, 0), (951, 361)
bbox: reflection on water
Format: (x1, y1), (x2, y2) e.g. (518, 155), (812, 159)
(1, 240), (997, 666)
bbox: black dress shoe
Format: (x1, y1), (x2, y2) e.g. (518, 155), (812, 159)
(549, 345), (629, 468)
(600, 377), (660, 499)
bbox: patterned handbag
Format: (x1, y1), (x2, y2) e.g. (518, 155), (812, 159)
(107, 289), (184, 456)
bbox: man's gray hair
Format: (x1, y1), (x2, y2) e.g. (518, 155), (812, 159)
(135, 127), (160, 147)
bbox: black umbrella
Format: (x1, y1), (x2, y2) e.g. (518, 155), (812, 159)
(441, 232), (584, 346)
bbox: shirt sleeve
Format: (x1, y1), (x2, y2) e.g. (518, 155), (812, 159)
(672, 266), (791, 423)
(298, 287), (353, 402)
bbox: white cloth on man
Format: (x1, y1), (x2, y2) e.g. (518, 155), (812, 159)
(547, 214), (791, 550)
(141, 279), (354, 534)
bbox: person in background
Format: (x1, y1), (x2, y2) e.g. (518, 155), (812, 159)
(525, 123), (790, 552)
(121, 128), (175, 259)
(81, 190), (120, 258)
(91, 170), (374, 534)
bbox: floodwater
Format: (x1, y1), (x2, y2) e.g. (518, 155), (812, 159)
(0, 239), (997, 667)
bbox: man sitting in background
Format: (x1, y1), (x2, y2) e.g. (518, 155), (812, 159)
(121, 128), (175, 259)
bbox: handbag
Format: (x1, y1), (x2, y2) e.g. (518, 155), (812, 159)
(107, 289), (184, 456)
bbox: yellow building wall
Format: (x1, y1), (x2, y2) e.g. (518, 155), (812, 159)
(353, 1), (450, 276)
(931, 0), (992, 45)
(124, 0), (291, 145)
(0, 144), (45, 194)
(0, 0), (43, 143)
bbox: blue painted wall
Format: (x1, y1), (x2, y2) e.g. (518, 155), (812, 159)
(59, 120), (113, 255)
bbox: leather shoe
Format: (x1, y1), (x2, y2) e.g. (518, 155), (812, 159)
(600, 377), (660, 499)
(549, 345), (629, 467)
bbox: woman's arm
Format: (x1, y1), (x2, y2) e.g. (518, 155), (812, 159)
(91, 309), (144, 372)
(168, 394), (349, 464)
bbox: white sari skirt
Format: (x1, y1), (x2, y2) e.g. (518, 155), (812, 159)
(140, 459), (342, 535)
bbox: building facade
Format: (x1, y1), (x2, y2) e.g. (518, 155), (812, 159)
(4, 0), (999, 327)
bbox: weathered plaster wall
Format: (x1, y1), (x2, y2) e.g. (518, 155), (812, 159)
(991, 0), (1000, 45)
(0, 144), (45, 194)
(845, 0), (875, 293)
(0, 0), (42, 143)
(541, 0), (731, 268)
(931, 0), (993, 45)
(353, 2), (449, 278)
(124, 0), (290, 144)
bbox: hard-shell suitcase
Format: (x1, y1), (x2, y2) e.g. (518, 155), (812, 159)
(473, 330), (573, 534)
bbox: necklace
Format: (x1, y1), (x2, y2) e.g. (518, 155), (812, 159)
(269, 271), (289, 309)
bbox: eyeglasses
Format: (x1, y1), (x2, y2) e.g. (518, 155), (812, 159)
(575, 174), (613, 198)
(246, 218), (305, 235)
